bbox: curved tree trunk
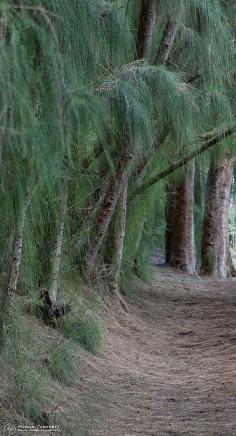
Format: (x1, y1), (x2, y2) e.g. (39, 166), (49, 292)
(84, 156), (131, 279)
(165, 161), (196, 273)
(201, 156), (233, 278)
(83, 0), (157, 282)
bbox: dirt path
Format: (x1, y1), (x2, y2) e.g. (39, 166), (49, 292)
(73, 267), (236, 435)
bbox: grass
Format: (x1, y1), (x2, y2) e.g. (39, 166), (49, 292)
(0, 283), (102, 435)
(46, 339), (78, 384)
(60, 309), (103, 355)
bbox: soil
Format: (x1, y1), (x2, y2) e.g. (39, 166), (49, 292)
(66, 266), (236, 435)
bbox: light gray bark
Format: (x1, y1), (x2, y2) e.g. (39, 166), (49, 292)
(7, 192), (30, 297)
(50, 186), (68, 301)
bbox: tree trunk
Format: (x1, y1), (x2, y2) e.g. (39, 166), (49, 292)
(156, 20), (178, 65)
(7, 192), (30, 298)
(227, 236), (236, 277)
(84, 156), (131, 279)
(83, 0), (156, 281)
(165, 161), (196, 273)
(165, 182), (177, 264)
(133, 219), (145, 274)
(137, 0), (156, 59)
(49, 186), (68, 301)
(201, 156), (233, 278)
(110, 179), (128, 289)
(0, 192), (30, 346)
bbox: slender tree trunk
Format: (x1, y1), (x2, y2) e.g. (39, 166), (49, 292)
(0, 192), (30, 346)
(110, 179), (128, 289)
(84, 156), (131, 278)
(137, 0), (156, 59)
(7, 192), (30, 298)
(201, 156), (233, 278)
(227, 236), (236, 277)
(83, 0), (156, 281)
(165, 161), (196, 273)
(165, 182), (177, 264)
(156, 20), (178, 65)
(133, 219), (145, 274)
(49, 186), (68, 301)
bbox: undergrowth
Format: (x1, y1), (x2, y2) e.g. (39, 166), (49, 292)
(0, 283), (103, 435)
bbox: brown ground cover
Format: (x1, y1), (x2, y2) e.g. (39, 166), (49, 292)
(73, 267), (236, 435)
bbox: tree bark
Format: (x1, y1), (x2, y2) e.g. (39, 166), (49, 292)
(133, 219), (145, 275)
(227, 236), (236, 277)
(165, 182), (177, 264)
(201, 156), (233, 278)
(84, 156), (131, 278)
(49, 186), (68, 301)
(7, 192), (30, 298)
(156, 20), (178, 65)
(110, 179), (128, 288)
(137, 0), (156, 59)
(165, 161), (196, 273)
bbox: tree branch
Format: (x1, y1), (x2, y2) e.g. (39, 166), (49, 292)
(131, 123), (236, 197)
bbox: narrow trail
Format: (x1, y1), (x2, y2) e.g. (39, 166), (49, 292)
(70, 267), (236, 435)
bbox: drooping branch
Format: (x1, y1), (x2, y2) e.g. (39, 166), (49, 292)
(137, 0), (156, 59)
(131, 123), (236, 197)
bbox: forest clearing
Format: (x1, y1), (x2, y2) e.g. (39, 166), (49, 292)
(0, 0), (236, 434)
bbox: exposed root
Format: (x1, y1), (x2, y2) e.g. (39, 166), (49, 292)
(39, 287), (71, 324)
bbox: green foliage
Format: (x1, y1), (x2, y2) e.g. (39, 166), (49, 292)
(0, 0), (235, 431)
(61, 310), (103, 355)
(47, 340), (78, 384)
(3, 303), (51, 421)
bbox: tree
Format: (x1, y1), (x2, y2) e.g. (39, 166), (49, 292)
(201, 154), (234, 278)
(165, 162), (196, 273)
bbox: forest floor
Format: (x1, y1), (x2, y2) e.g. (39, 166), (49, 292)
(65, 266), (236, 436)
